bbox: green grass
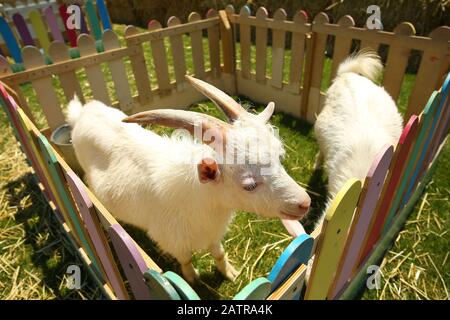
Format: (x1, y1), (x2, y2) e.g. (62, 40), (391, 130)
(0, 24), (448, 299)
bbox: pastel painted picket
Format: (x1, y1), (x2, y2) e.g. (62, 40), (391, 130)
(233, 278), (271, 300)
(109, 224), (152, 300)
(12, 13), (34, 46)
(330, 145), (394, 298)
(268, 234), (314, 291)
(305, 179), (362, 300)
(64, 170), (129, 300)
(163, 271), (201, 300)
(144, 269), (181, 300)
(359, 116), (420, 263)
(28, 10), (51, 54)
(0, 16), (22, 63)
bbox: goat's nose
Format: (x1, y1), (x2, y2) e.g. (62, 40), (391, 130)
(298, 197), (311, 213)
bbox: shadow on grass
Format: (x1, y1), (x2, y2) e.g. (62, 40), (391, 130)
(3, 172), (101, 299)
(303, 168), (328, 233)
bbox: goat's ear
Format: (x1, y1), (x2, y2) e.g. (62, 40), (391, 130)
(256, 102), (275, 123)
(197, 158), (220, 183)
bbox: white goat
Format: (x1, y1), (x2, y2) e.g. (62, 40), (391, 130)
(67, 76), (311, 283)
(314, 50), (403, 225)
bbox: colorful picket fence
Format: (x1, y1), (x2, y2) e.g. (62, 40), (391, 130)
(0, 4), (449, 300)
(0, 0), (111, 64)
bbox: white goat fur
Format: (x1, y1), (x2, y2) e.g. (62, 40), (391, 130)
(67, 94), (310, 282)
(314, 50), (403, 223)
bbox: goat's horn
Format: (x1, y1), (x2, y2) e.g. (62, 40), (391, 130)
(185, 75), (247, 122)
(123, 109), (229, 145)
(256, 102), (275, 123)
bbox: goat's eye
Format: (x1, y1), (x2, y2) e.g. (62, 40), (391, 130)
(243, 182), (258, 192)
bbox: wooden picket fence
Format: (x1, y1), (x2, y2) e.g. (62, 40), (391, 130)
(0, 0), (111, 64)
(0, 4), (449, 300)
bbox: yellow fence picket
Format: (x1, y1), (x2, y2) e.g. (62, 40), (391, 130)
(102, 30), (134, 111)
(269, 8), (287, 89)
(382, 23), (415, 102)
(78, 34), (112, 105)
(330, 16), (355, 79)
(124, 25), (153, 105)
(305, 179), (362, 300)
(22, 45), (65, 131)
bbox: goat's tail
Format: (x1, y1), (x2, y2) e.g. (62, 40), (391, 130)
(337, 49), (382, 82)
(67, 94), (83, 127)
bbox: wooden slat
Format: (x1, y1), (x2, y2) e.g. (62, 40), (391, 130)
(305, 179), (362, 300)
(229, 13), (311, 34)
(36, 133), (106, 280)
(359, 34), (379, 52)
(43, 6), (64, 43)
(255, 7), (268, 84)
(188, 12), (205, 79)
(48, 41), (84, 103)
(59, 4), (77, 47)
(77, 33), (111, 105)
(287, 10), (308, 94)
(238, 6), (251, 79)
(330, 16), (355, 79)
(306, 12), (329, 123)
(22, 45), (65, 131)
(267, 234), (313, 296)
(389, 93), (441, 222)
(0, 55), (33, 121)
(167, 17), (187, 91)
(148, 20), (171, 95)
(313, 21), (450, 53)
(269, 8), (287, 89)
(12, 12), (34, 46)
(109, 224), (152, 300)
(206, 9), (220, 78)
(406, 27), (450, 119)
(267, 264), (307, 300)
(96, 0), (112, 31)
(102, 30), (134, 111)
(358, 116), (420, 263)
(403, 88), (446, 201)
(0, 15), (22, 63)
(64, 170), (129, 300)
(233, 278), (271, 300)
(426, 74), (450, 163)
(1, 45), (138, 85)
(125, 17), (219, 46)
(28, 10), (51, 55)
(382, 23), (415, 101)
(330, 145), (394, 298)
(85, 0), (102, 41)
(219, 8), (235, 75)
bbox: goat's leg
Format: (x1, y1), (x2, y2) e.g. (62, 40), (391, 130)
(176, 251), (199, 284)
(210, 243), (239, 281)
(313, 150), (324, 171)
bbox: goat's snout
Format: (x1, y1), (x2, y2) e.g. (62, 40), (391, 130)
(298, 196), (311, 214)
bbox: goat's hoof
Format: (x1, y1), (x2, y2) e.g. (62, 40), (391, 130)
(220, 263), (239, 282)
(183, 268), (200, 284)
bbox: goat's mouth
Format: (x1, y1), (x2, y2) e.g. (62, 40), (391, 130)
(279, 211), (304, 221)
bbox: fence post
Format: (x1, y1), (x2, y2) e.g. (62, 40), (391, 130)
(219, 6), (237, 94)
